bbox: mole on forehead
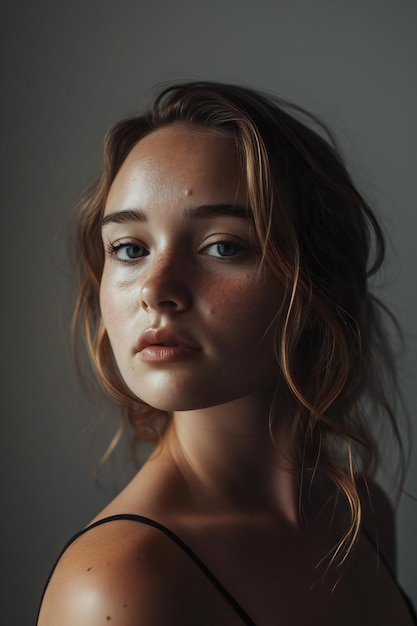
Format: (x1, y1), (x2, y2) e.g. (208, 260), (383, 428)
(184, 189), (193, 197)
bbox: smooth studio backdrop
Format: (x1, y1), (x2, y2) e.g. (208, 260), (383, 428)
(1, 1), (416, 623)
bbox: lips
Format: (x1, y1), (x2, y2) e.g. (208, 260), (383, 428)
(137, 327), (200, 353)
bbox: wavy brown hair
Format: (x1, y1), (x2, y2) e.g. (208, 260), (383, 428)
(73, 81), (404, 564)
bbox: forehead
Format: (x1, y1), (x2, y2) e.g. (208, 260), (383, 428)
(104, 124), (246, 213)
(126, 123), (238, 168)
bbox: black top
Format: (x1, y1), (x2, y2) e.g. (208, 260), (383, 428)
(37, 513), (417, 625)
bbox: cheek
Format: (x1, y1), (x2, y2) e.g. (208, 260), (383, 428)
(203, 274), (280, 333)
(202, 275), (250, 314)
(99, 282), (115, 328)
(99, 278), (132, 333)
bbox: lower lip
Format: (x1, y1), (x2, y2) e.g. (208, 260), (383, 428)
(139, 345), (200, 363)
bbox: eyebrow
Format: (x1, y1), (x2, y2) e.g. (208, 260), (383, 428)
(101, 204), (250, 227)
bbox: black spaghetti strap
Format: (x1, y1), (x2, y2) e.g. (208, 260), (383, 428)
(37, 513), (256, 626)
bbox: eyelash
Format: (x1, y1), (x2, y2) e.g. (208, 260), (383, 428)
(105, 237), (247, 265)
(201, 238), (246, 261)
(106, 241), (148, 264)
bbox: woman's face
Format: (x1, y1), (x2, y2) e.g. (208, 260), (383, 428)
(100, 123), (283, 412)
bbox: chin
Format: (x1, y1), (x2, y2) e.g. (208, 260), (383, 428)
(133, 392), (229, 413)
(130, 382), (274, 414)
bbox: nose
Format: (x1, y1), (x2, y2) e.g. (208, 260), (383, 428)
(139, 253), (192, 313)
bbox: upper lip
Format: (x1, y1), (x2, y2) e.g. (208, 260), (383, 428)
(137, 327), (200, 352)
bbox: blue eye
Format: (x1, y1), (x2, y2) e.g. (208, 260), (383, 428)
(107, 242), (148, 262)
(204, 240), (243, 258)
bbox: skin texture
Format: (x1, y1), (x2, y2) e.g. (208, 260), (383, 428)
(99, 124), (284, 412)
(38, 125), (415, 626)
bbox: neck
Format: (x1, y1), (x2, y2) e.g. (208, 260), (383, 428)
(157, 391), (301, 525)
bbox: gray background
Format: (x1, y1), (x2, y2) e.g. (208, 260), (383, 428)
(1, 1), (416, 623)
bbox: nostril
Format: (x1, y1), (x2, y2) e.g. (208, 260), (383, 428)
(139, 279), (190, 313)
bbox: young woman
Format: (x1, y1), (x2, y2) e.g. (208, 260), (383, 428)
(38, 82), (416, 625)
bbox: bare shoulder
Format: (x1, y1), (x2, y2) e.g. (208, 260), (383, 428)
(38, 518), (203, 626)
